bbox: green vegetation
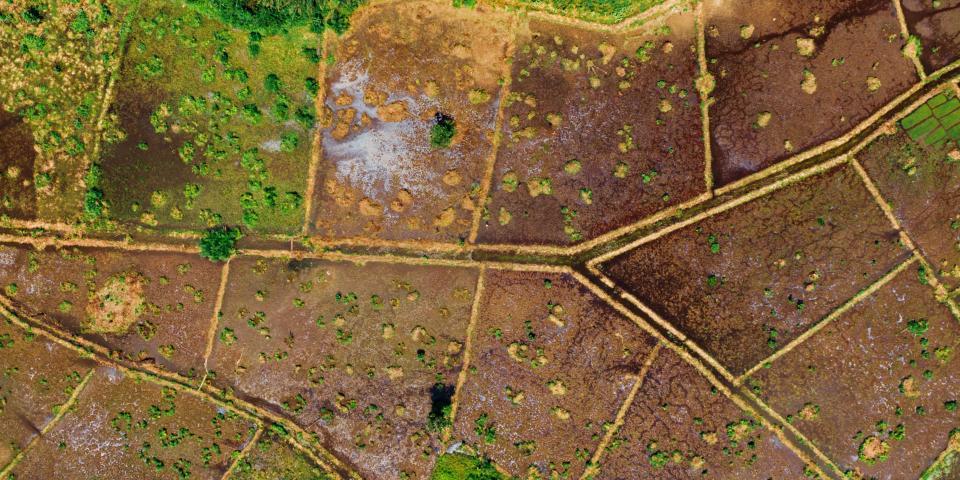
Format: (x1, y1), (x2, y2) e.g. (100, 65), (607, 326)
(430, 113), (456, 148)
(426, 383), (454, 432)
(199, 226), (242, 261)
(506, 0), (666, 24)
(184, 0), (365, 35)
(430, 453), (502, 480)
(900, 92), (960, 146)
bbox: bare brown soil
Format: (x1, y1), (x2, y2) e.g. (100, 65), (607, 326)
(310, 1), (513, 243)
(902, 0), (960, 72)
(84, 271), (146, 334)
(11, 365), (256, 480)
(0, 320), (96, 467)
(748, 268), (960, 479)
(0, 243), (220, 376)
(600, 165), (910, 375)
(450, 270), (657, 478)
(206, 256), (478, 479)
(594, 348), (809, 479)
(475, 13), (705, 246)
(706, 0), (919, 186)
(0, 111), (37, 220)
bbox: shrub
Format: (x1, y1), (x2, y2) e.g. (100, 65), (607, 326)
(199, 226), (242, 261)
(430, 113), (456, 148)
(304, 76), (320, 96)
(264, 73), (283, 93)
(280, 132), (298, 152)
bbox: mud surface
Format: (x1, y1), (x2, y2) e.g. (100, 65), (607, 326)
(311, 1), (512, 243)
(706, 0), (918, 186)
(0, 243), (220, 376)
(749, 268), (960, 478)
(902, 0), (960, 72)
(595, 349), (809, 479)
(602, 165), (909, 375)
(476, 14), (705, 245)
(207, 256), (478, 479)
(451, 270), (657, 478)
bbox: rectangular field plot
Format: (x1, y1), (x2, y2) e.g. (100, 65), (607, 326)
(450, 270), (657, 479)
(747, 267), (960, 478)
(0, 111), (38, 221)
(0, 243), (221, 377)
(11, 366), (257, 480)
(475, 14), (706, 246)
(0, 319), (95, 468)
(100, 0), (319, 234)
(309, 0), (512, 244)
(206, 256), (479, 479)
(600, 165), (910, 376)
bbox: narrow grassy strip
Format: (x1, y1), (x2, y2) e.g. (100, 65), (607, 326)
(579, 343), (662, 479)
(219, 425), (264, 480)
(695, 1), (714, 194)
(200, 258), (233, 390)
(445, 267), (486, 442)
(468, 18), (518, 245)
(736, 255), (919, 384)
(0, 369), (96, 478)
(892, 0), (926, 80)
(302, 30), (333, 237)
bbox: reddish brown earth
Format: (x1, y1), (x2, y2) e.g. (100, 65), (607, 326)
(0, 243), (220, 376)
(310, 1), (512, 243)
(0, 110), (37, 220)
(11, 365), (256, 480)
(747, 268), (960, 479)
(601, 165), (910, 376)
(207, 256), (478, 479)
(705, 0), (919, 186)
(0, 319), (95, 467)
(450, 270), (657, 478)
(475, 13), (705, 245)
(594, 348), (809, 479)
(858, 115), (960, 290)
(902, 0), (960, 72)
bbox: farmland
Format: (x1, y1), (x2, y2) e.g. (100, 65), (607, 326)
(0, 0), (959, 479)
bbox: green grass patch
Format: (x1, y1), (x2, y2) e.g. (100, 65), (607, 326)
(431, 453), (503, 480)
(501, 0), (665, 24)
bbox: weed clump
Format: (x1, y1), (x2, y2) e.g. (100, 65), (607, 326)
(199, 226), (243, 261)
(430, 113), (456, 148)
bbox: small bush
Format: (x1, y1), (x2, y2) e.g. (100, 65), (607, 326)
(430, 113), (456, 148)
(280, 132), (299, 152)
(199, 226), (242, 261)
(264, 73), (282, 93)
